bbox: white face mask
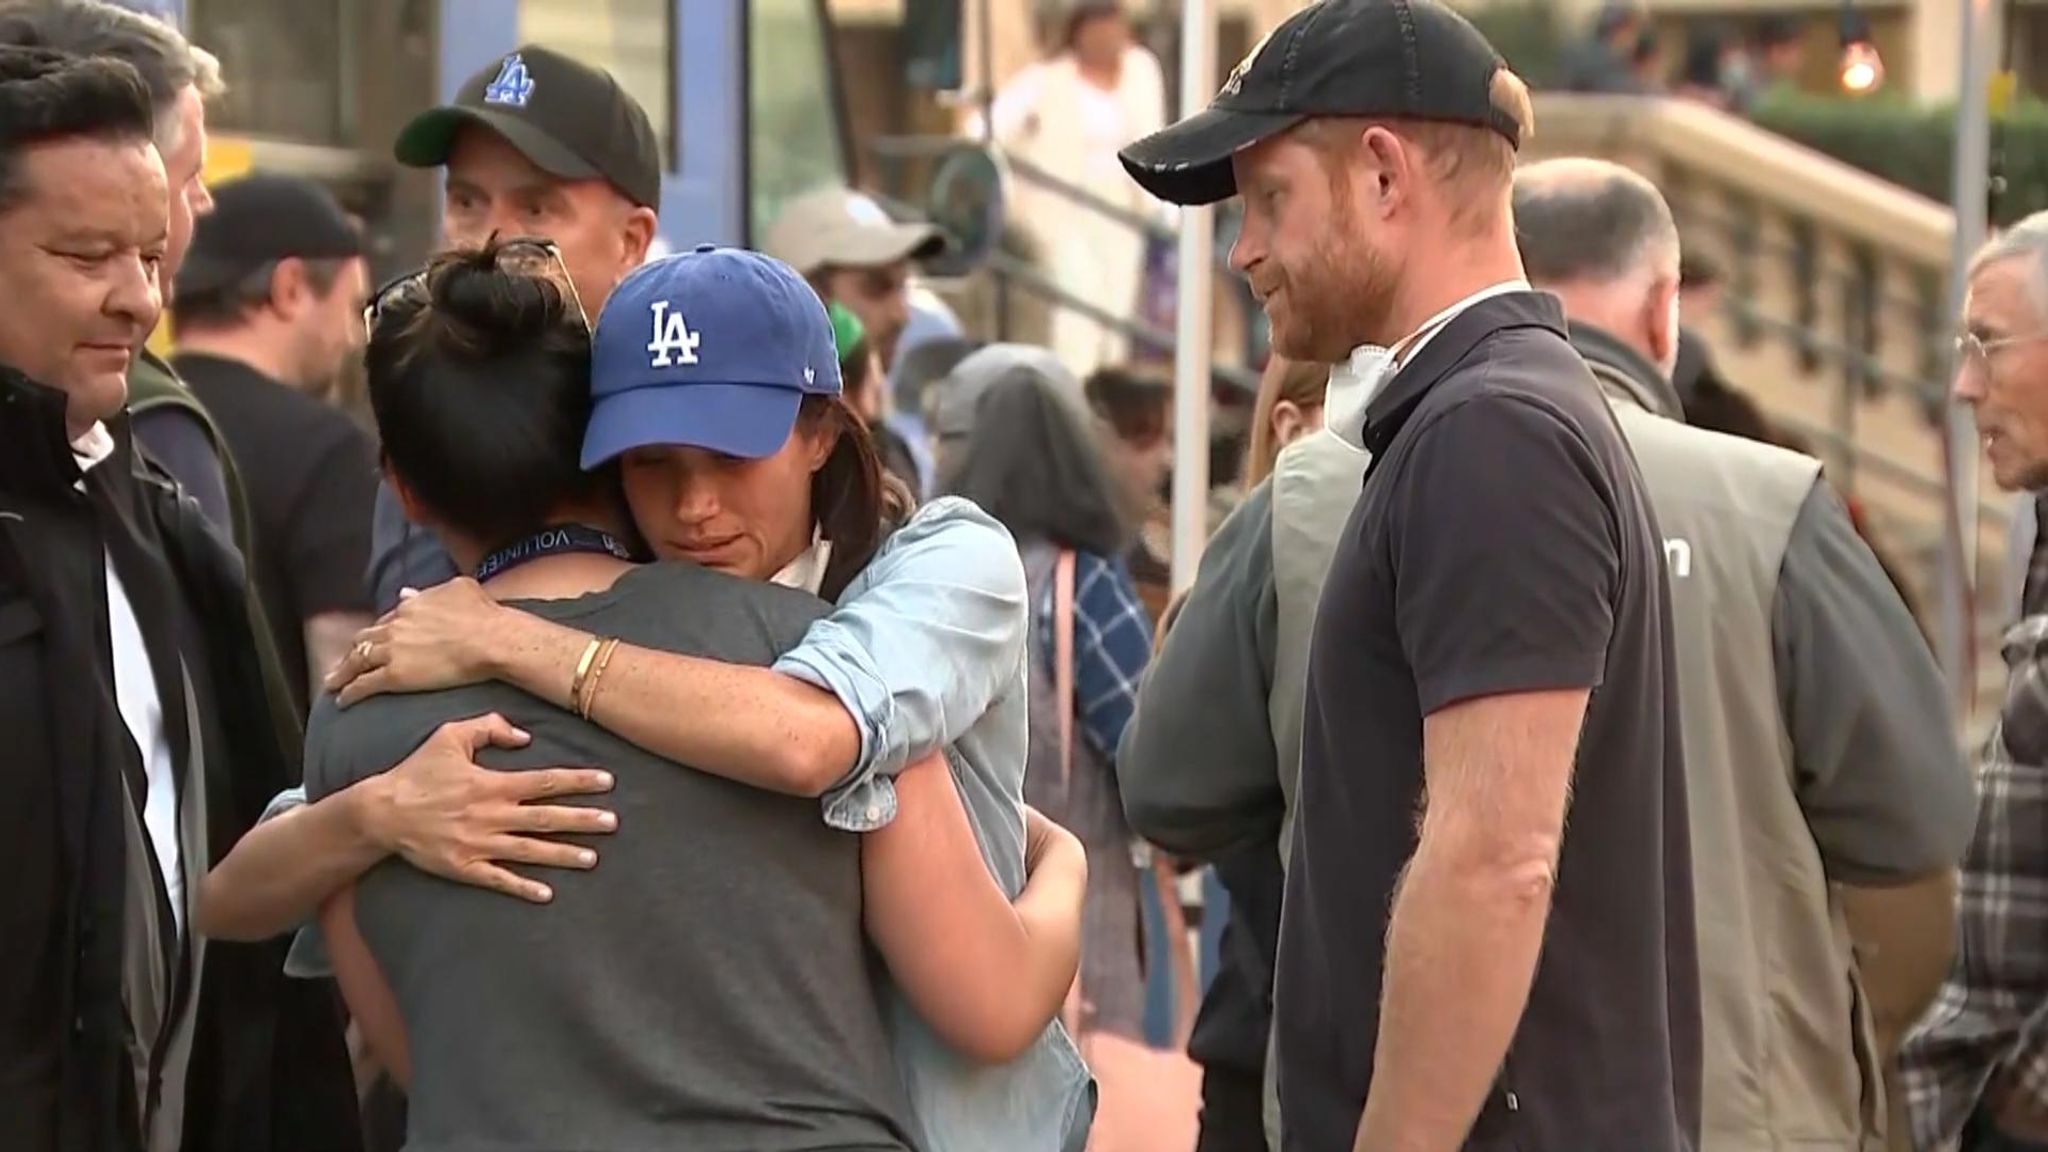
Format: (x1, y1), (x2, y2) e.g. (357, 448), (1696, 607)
(1324, 344), (1393, 452)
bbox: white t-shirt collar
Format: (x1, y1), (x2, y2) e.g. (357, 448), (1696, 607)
(771, 528), (834, 596)
(72, 421), (116, 475)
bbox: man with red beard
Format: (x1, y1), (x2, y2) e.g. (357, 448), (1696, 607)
(1120, 2), (1700, 1150)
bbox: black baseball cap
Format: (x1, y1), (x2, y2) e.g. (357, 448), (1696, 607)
(1120, 0), (1524, 207)
(394, 45), (662, 209)
(175, 174), (363, 299)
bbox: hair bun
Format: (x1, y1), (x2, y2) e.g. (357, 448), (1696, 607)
(421, 244), (574, 354)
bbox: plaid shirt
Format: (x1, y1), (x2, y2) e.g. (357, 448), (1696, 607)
(1037, 550), (1153, 765)
(1901, 495), (2048, 1149)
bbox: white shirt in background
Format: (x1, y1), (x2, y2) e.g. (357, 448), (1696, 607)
(74, 422), (183, 938)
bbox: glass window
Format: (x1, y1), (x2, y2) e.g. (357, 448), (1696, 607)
(518, 0), (675, 166)
(749, 0), (850, 241)
(187, 0), (347, 143)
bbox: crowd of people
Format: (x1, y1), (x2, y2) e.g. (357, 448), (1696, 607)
(1558, 2), (1814, 114)
(4, 0), (2048, 1151)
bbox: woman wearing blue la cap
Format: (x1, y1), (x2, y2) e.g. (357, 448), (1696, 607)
(325, 245), (1094, 1150)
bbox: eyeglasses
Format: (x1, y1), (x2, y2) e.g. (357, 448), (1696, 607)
(1955, 329), (2048, 368)
(362, 236), (588, 341)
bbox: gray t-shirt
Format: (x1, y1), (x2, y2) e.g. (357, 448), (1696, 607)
(305, 562), (917, 1152)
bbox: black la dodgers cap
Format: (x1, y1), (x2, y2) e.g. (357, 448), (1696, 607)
(394, 45), (663, 210)
(1120, 0), (1526, 207)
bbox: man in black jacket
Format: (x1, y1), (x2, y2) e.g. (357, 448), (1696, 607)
(0, 45), (358, 1152)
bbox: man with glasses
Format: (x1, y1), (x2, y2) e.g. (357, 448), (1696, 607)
(170, 174), (376, 721)
(365, 45), (660, 613)
(1903, 211), (2048, 1152)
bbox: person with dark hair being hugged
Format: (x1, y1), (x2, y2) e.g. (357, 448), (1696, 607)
(1123, 2), (1699, 1149)
(363, 45), (663, 611)
(0, 45), (358, 1152)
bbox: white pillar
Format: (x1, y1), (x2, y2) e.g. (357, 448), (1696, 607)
(1939, 0), (1995, 725)
(1171, 0), (1217, 594)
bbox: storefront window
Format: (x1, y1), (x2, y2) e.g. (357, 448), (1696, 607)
(187, 0), (347, 143)
(518, 0), (675, 166)
(749, 0), (850, 240)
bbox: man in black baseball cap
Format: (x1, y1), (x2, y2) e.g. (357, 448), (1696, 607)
(170, 173), (379, 721)
(368, 45), (663, 613)
(1119, 4), (1701, 1152)
(1121, 0), (1530, 210)
(394, 45), (660, 312)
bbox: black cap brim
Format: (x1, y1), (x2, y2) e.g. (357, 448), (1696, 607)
(393, 105), (600, 184)
(1119, 106), (1304, 206)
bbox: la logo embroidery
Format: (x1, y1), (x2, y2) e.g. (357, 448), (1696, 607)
(804, 366), (816, 386)
(484, 54), (535, 107)
(647, 300), (703, 368)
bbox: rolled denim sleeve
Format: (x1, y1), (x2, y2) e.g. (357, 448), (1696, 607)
(773, 497), (1029, 832)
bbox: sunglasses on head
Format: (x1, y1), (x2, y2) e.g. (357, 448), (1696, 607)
(362, 236), (588, 340)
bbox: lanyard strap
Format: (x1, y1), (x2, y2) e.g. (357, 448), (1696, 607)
(474, 524), (634, 583)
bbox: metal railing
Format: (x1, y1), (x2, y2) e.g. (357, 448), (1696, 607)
(1662, 182), (2010, 540)
(871, 123), (2009, 585)
(866, 133), (1262, 393)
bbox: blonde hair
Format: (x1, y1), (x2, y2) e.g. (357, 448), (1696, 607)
(1244, 357), (1328, 488)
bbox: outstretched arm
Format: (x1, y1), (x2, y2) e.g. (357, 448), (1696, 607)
(862, 752), (1087, 1063)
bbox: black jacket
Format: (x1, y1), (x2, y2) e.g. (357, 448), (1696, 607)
(0, 365), (360, 1152)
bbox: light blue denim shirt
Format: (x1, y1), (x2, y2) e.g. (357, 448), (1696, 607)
(779, 497), (1091, 1151)
(270, 497), (1089, 1148)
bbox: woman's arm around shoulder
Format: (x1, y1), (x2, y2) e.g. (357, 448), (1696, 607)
(330, 499), (1027, 829)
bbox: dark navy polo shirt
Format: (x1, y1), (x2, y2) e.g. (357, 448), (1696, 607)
(1274, 292), (1701, 1152)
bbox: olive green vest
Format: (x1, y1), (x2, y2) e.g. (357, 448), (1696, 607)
(125, 349), (258, 560)
(1591, 357), (1886, 1152)
(125, 351), (304, 751)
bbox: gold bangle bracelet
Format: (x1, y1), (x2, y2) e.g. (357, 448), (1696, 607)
(567, 635), (604, 711)
(578, 637), (623, 720)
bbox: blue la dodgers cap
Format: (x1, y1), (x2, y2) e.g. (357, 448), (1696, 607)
(583, 245), (842, 468)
